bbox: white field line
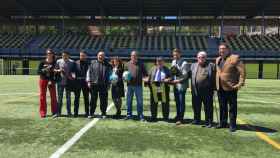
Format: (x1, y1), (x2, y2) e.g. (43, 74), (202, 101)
(238, 99), (280, 105)
(49, 103), (114, 158)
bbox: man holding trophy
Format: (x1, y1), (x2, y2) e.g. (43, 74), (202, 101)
(147, 57), (171, 122)
(170, 49), (190, 125)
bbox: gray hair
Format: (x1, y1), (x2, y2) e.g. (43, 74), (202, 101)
(131, 50), (139, 56)
(197, 51), (207, 58)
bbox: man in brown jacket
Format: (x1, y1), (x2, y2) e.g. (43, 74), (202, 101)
(216, 43), (246, 132)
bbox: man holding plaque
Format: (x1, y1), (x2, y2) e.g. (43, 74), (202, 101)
(170, 49), (190, 125)
(147, 57), (171, 122)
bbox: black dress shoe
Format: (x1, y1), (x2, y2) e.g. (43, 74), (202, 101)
(229, 127), (237, 132)
(124, 116), (132, 120)
(191, 120), (200, 125)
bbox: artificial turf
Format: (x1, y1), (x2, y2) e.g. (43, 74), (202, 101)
(0, 76), (279, 158)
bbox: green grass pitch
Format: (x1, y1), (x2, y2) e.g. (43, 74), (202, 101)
(0, 76), (279, 158)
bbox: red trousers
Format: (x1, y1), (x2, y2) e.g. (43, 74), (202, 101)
(39, 79), (57, 117)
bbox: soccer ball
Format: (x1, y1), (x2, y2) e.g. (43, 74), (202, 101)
(110, 73), (119, 85)
(122, 71), (132, 82)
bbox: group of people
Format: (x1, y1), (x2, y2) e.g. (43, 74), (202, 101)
(38, 43), (245, 132)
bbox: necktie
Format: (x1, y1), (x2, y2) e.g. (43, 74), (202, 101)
(156, 69), (161, 81)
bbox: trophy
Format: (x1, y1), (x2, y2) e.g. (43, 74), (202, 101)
(170, 64), (184, 91)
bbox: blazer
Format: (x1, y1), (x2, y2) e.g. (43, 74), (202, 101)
(171, 58), (190, 91)
(215, 54), (246, 91)
(148, 65), (171, 83)
(86, 60), (112, 86)
(75, 60), (90, 80)
(190, 62), (216, 95)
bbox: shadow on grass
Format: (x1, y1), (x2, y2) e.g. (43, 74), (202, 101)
(238, 124), (278, 133)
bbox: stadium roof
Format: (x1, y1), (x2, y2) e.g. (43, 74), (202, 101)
(0, 0), (280, 17)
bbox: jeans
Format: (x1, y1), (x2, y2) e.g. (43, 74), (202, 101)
(174, 89), (186, 121)
(57, 82), (71, 115)
(126, 85), (144, 119)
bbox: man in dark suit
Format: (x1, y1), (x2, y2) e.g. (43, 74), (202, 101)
(86, 51), (112, 119)
(74, 50), (90, 117)
(190, 51), (215, 128)
(148, 57), (171, 122)
(216, 43), (246, 132)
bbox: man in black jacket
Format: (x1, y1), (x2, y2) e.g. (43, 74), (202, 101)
(86, 51), (112, 119)
(74, 50), (90, 117)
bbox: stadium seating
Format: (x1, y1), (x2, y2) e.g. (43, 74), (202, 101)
(0, 33), (33, 48)
(35, 34), (209, 51)
(224, 35), (280, 51)
(1, 33), (280, 58)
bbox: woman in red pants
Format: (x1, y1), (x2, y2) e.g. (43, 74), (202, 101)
(37, 49), (58, 118)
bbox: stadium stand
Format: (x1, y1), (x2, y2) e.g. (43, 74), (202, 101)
(1, 33), (280, 58)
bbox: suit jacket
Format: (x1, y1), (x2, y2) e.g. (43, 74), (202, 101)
(171, 59), (190, 91)
(86, 60), (112, 86)
(148, 66), (171, 83)
(55, 58), (76, 86)
(190, 62), (216, 95)
(215, 54), (246, 91)
(76, 60), (90, 80)
(148, 65), (171, 103)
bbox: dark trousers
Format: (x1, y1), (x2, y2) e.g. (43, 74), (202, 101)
(112, 98), (122, 115)
(150, 92), (170, 120)
(74, 81), (89, 116)
(192, 91), (213, 125)
(57, 83), (71, 115)
(174, 89), (186, 121)
(218, 89), (238, 128)
(89, 84), (108, 116)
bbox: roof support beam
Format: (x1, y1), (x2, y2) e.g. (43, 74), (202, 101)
(54, 0), (72, 16)
(214, 0), (229, 18)
(15, 0), (32, 15)
(246, 0), (270, 19)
